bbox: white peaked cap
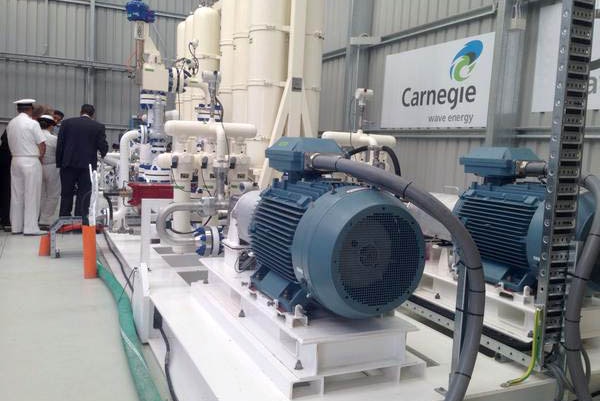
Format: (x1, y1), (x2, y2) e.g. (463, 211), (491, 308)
(14, 99), (36, 105)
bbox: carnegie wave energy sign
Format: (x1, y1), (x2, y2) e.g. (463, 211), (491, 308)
(381, 32), (495, 129)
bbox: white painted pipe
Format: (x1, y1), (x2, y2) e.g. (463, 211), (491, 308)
(103, 158), (118, 168)
(164, 120), (256, 140)
(321, 131), (397, 148)
(215, 123), (227, 162)
(112, 129), (139, 232)
(187, 82), (211, 109)
(165, 110), (180, 121)
(102, 155), (119, 168)
(119, 130), (139, 188)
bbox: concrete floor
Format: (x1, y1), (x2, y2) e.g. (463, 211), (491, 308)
(0, 232), (169, 401)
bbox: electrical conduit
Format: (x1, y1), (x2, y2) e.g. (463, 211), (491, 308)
(564, 173), (600, 401)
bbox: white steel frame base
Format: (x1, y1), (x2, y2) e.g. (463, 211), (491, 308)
(99, 231), (599, 401)
(415, 247), (600, 344)
(194, 258), (426, 399)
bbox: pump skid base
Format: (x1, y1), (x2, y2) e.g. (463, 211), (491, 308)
(415, 247), (600, 344)
(195, 258), (426, 399)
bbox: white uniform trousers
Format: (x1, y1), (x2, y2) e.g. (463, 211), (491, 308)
(10, 156), (42, 234)
(39, 164), (61, 225)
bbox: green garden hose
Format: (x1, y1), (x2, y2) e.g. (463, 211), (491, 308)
(97, 261), (163, 401)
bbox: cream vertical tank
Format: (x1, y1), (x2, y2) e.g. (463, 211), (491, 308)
(191, 6), (220, 119)
(219, 0), (235, 122)
(181, 13), (195, 120)
(176, 20), (186, 61)
(303, 0), (324, 136)
(247, 0), (290, 136)
(246, 0), (290, 169)
(232, 0), (250, 123)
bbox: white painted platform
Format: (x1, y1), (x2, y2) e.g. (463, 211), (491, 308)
(95, 229), (600, 401)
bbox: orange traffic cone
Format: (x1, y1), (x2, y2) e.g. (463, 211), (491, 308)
(38, 234), (51, 257)
(82, 225), (97, 279)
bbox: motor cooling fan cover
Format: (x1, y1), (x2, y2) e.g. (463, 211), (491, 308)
(292, 186), (426, 319)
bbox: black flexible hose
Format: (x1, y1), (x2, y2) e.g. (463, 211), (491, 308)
(382, 145), (402, 176)
(565, 173), (600, 401)
(158, 327), (179, 401)
(310, 155), (485, 401)
(103, 192), (114, 223)
(102, 228), (133, 292)
(346, 146), (368, 157)
(345, 145), (402, 176)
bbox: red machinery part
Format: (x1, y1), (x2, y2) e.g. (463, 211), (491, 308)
(128, 183), (174, 206)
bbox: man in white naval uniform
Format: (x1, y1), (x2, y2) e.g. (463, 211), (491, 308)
(6, 99), (47, 235)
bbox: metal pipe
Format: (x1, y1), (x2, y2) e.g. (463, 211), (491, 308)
(111, 130), (139, 232)
(164, 120), (256, 140)
(156, 202), (204, 247)
(517, 160), (547, 177)
(0, 52), (129, 72)
(322, 130), (396, 147)
(87, 0), (96, 104)
(102, 155), (119, 168)
(49, 0), (186, 20)
(322, 4), (498, 62)
(43, 0), (50, 55)
(118, 130), (140, 188)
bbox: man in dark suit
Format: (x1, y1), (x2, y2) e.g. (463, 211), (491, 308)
(56, 104), (108, 220)
(0, 129), (11, 231)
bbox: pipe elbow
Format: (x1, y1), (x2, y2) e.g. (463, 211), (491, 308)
(156, 202), (203, 247)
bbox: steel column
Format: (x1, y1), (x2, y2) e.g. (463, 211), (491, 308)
(342, 0), (374, 131)
(86, 0), (96, 104)
(536, 0), (595, 362)
(485, 0), (527, 146)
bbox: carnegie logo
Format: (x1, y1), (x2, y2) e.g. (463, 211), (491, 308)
(401, 39), (485, 110)
(450, 40), (484, 82)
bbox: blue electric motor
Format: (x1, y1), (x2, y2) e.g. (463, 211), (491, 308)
(454, 147), (597, 292)
(249, 138), (426, 319)
(125, 0), (156, 23)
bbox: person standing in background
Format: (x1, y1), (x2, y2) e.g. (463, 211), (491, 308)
(0, 125), (11, 232)
(53, 110), (64, 124)
(53, 110), (64, 135)
(57, 104), (108, 222)
(38, 115), (61, 229)
(32, 104), (48, 120)
(6, 99), (47, 236)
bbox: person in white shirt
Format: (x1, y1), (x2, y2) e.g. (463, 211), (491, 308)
(6, 99), (47, 235)
(38, 115), (60, 229)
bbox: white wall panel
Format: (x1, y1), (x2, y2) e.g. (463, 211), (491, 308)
(0, 0), (193, 138)
(323, 0), (351, 53)
(394, 136), (484, 192)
